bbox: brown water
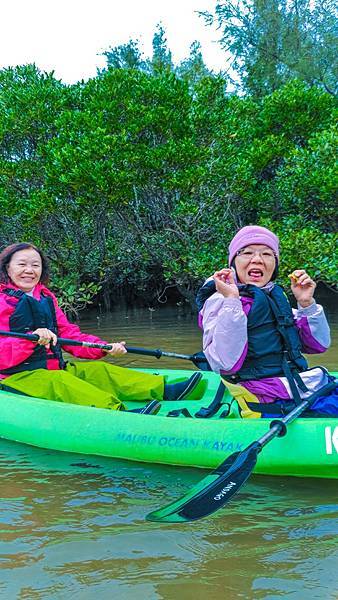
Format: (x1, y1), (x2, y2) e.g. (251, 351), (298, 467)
(1, 297), (338, 599)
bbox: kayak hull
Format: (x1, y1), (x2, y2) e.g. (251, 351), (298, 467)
(0, 368), (337, 478)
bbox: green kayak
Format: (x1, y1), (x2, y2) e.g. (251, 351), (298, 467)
(0, 368), (337, 479)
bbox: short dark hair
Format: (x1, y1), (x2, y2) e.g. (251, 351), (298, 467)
(0, 242), (50, 284)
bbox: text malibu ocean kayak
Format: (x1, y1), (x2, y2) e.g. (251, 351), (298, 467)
(0, 368), (337, 479)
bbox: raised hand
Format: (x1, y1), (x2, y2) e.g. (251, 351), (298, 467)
(213, 268), (240, 299)
(289, 269), (316, 308)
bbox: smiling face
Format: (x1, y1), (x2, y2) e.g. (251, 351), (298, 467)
(234, 244), (276, 287)
(7, 248), (43, 293)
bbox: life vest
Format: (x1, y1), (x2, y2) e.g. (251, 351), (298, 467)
(196, 281), (334, 417)
(227, 284), (308, 382)
(0, 288), (66, 374)
(197, 281), (309, 397)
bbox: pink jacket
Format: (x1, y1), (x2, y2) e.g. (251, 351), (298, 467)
(0, 282), (108, 378)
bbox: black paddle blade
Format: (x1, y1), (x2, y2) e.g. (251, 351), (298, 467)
(146, 442), (261, 523)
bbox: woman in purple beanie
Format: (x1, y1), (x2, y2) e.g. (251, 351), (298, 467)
(196, 225), (337, 417)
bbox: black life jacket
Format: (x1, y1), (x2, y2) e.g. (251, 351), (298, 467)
(196, 281), (308, 390)
(230, 284), (308, 381)
(1, 288), (66, 374)
(196, 281), (335, 414)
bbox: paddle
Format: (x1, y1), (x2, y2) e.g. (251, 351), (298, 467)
(146, 379), (337, 523)
(0, 329), (208, 367)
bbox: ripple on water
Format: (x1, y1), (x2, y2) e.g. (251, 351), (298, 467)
(0, 302), (338, 600)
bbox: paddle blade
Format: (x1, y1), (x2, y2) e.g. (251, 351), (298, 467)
(146, 442), (261, 523)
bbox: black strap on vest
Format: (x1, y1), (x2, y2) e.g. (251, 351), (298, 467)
(2, 288), (24, 299)
(265, 293), (309, 402)
(281, 352), (306, 403)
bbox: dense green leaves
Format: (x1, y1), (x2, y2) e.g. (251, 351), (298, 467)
(0, 64), (336, 314)
(203, 0), (338, 96)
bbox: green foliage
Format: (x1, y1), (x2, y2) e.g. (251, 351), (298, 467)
(100, 39), (148, 72)
(177, 41), (211, 85)
(151, 23), (173, 73)
(271, 120), (338, 228)
(51, 276), (103, 319)
(0, 63), (336, 310)
(203, 0), (338, 96)
(0, 65), (74, 221)
(261, 217), (338, 291)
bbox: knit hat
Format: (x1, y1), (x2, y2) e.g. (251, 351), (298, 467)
(228, 225), (279, 265)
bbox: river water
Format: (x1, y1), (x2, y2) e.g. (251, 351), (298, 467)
(1, 293), (337, 599)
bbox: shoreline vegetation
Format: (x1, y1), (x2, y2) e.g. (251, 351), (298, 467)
(0, 10), (337, 318)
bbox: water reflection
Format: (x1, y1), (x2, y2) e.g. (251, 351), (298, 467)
(0, 302), (337, 598)
(1, 438), (338, 599)
(80, 302), (338, 372)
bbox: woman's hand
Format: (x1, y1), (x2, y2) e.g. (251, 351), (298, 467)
(289, 269), (316, 308)
(32, 328), (58, 349)
(104, 341), (127, 356)
(213, 268), (240, 299)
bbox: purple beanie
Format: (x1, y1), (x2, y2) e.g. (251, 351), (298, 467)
(228, 226), (279, 265)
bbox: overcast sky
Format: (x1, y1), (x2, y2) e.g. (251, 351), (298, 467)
(0, 0), (226, 83)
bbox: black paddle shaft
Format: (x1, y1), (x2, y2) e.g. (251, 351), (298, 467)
(0, 329), (208, 364)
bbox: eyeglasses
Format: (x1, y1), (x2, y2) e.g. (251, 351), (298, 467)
(236, 249), (276, 262)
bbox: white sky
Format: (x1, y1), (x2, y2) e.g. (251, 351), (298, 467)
(0, 0), (226, 83)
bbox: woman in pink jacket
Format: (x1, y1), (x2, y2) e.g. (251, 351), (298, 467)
(196, 225), (337, 417)
(0, 243), (201, 414)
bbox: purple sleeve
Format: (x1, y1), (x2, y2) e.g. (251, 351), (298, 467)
(201, 293), (252, 373)
(294, 302), (331, 353)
